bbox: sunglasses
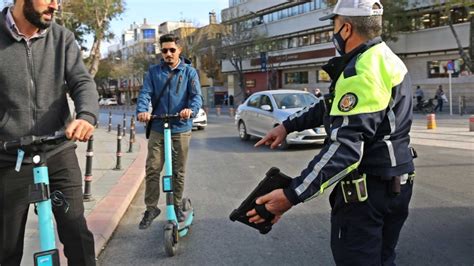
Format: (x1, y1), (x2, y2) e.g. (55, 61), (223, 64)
(161, 48), (177, 54)
(43, 0), (62, 4)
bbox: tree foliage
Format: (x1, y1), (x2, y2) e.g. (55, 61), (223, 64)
(60, 0), (125, 78)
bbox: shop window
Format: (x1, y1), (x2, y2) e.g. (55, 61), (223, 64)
(427, 59), (472, 78)
(285, 72), (309, 84)
(246, 79), (256, 88)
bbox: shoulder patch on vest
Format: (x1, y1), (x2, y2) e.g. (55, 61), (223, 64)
(338, 93), (358, 112)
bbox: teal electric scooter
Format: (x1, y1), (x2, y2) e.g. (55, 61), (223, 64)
(1, 132), (69, 266)
(151, 114), (194, 256)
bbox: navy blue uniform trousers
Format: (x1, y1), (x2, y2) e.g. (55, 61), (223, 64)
(0, 147), (95, 266)
(330, 176), (413, 266)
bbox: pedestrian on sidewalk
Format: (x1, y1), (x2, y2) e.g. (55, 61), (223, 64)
(136, 34), (202, 229)
(434, 85), (445, 112)
(250, 1), (415, 265)
(0, 1), (98, 265)
(415, 85), (424, 105)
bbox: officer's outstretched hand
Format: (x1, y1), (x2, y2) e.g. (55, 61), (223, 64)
(65, 119), (94, 142)
(255, 124), (287, 149)
(246, 189), (292, 224)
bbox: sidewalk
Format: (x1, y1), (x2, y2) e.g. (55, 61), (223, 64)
(411, 113), (474, 151)
(23, 127), (148, 265)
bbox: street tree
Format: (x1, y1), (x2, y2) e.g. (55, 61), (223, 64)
(220, 9), (268, 100)
(61, 0), (125, 78)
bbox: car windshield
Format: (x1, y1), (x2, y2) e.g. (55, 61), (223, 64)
(273, 93), (317, 109)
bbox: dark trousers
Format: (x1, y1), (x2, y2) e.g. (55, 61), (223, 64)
(434, 98), (443, 112)
(0, 147), (96, 266)
(144, 130), (191, 210)
(330, 176), (413, 266)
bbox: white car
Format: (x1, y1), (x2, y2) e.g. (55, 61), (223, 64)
(100, 98), (118, 106)
(235, 90), (326, 149)
(192, 108), (207, 130)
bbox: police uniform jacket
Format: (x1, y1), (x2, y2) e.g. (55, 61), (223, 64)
(282, 37), (414, 205)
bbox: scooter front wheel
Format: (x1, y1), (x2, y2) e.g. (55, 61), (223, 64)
(164, 224), (178, 257)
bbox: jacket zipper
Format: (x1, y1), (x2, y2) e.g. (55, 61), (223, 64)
(25, 42), (35, 132)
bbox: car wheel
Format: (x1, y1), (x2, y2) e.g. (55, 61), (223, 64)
(197, 126), (205, 130)
(238, 121), (250, 141)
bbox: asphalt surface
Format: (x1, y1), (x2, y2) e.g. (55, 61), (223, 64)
(97, 113), (474, 266)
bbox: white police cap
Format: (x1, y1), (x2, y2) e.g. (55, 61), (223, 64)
(319, 0), (383, 21)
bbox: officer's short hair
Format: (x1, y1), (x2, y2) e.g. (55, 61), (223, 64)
(159, 34), (181, 46)
(341, 3), (382, 40)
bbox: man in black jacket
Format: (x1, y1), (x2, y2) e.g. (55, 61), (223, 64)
(0, 0), (98, 265)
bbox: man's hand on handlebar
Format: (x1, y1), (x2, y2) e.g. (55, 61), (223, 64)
(65, 119), (94, 142)
(137, 112), (151, 123)
(179, 108), (193, 120)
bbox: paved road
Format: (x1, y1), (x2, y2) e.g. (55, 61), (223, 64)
(98, 114), (473, 265)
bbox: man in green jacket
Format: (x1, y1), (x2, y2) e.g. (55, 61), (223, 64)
(0, 0), (98, 265)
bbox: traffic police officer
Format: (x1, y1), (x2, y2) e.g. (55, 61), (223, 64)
(247, 0), (415, 265)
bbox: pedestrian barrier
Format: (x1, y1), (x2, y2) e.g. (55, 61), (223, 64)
(108, 111), (112, 132)
(114, 124), (122, 170)
(122, 113), (127, 137)
(216, 106), (221, 116)
(229, 107), (235, 117)
(427, 113), (437, 129)
(469, 115), (474, 132)
(128, 115), (135, 153)
(83, 136), (94, 201)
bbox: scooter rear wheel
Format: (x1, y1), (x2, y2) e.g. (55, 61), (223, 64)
(164, 225), (178, 257)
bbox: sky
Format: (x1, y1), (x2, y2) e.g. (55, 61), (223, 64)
(0, 0), (230, 55)
(103, 0), (229, 54)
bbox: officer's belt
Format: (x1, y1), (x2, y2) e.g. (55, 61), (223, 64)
(366, 173), (410, 185)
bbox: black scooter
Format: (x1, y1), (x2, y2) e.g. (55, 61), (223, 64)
(414, 98), (435, 114)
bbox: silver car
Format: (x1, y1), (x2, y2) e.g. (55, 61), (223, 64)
(235, 90), (326, 149)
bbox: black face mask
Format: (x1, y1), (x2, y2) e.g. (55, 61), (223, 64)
(332, 24), (347, 55)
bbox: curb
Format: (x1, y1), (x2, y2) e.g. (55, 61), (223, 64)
(85, 136), (147, 257)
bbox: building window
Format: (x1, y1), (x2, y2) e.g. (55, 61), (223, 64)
(427, 58), (472, 78)
(285, 72), (309, 84)
(142, 29), (156, 40)
(288, 37), (298, 48)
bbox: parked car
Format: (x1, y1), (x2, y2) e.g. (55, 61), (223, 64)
(100, 98), (118, 106)
(235, 90), (326, 149)
(192, 108), (207, 130)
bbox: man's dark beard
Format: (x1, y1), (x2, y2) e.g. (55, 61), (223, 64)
(23, 0), (54, 30)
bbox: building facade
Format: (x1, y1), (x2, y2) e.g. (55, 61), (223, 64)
(106, 19), (160, 104)
(221, 0), (473, 112)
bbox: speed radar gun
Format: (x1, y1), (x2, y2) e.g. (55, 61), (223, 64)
(229, 167), (292, 234)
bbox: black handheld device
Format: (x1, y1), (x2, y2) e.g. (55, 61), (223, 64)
(229, 167), (292, 234)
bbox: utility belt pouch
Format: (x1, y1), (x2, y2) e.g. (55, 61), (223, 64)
(391, 175), (401, 196)
(341, 170), (368, 203)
